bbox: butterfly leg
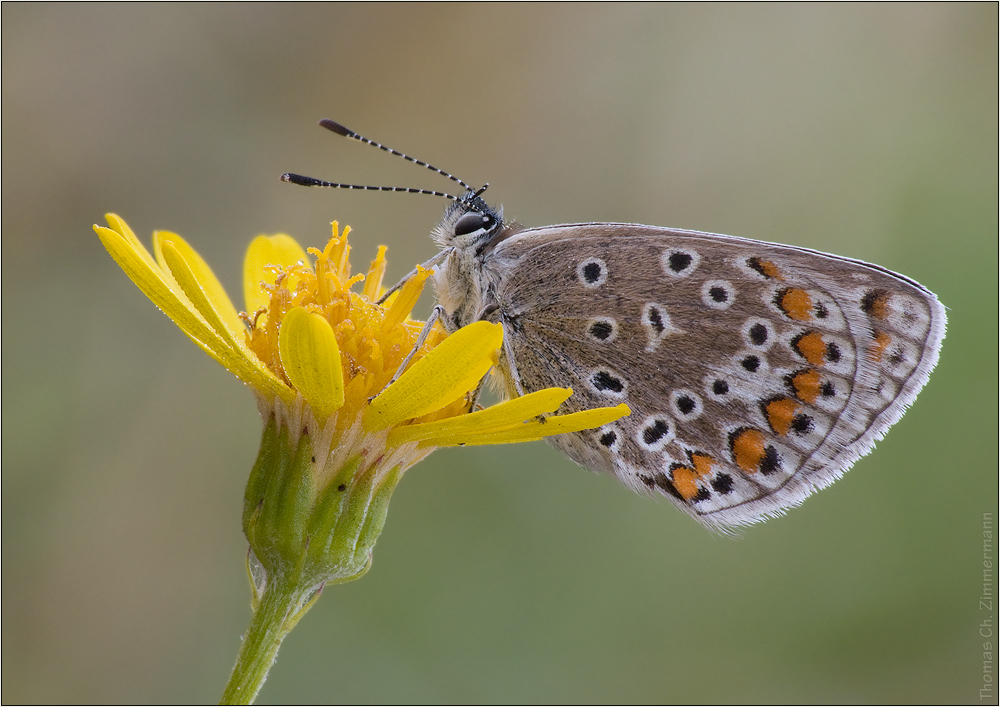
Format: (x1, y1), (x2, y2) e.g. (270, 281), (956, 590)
(499, 316), (526, 399)
(372, 304), (492, 411)
(463, 374), (490, 413)
(382, 304), (446, 391)
(496, 317), (550, 423)
(375, 249), (452, 305)
(494, 315), (545, 422)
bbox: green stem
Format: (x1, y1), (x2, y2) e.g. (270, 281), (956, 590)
(220, 577), (317, 705)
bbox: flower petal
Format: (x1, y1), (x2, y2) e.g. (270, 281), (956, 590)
(278, 307), (345, 420)
(381, 266), (432, 332)
(155, 236), (244, 347)
(95, 215), (294, 404)
(96, 218), (229, 358)
(155, 238), (294, 400)
(102, 213), (162, 273)
(362, 246), (388, 301)
(364, 321), (503, 431)
(406, 403), (631, 448)
(153, 230), (245, 340)
(387, 387), (573, 446)
(243, 235), (309, 316)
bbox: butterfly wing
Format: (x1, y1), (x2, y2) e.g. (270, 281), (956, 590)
(483, 223), (946, 530)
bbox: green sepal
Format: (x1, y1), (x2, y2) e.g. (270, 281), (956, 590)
(242, 417), (313, 581)
(307, 461), (386, 585)
(325, 466), (376, 565)
(354, 466), (400, 568)
(226, 418), (408, 704)
(304, 455), (361, 571)
(242, 416), (286, 556)
(242, 418), (403, 591)
(262, 430), (313, 580)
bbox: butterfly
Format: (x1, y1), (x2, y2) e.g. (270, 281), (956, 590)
(283, 120), (946, 531)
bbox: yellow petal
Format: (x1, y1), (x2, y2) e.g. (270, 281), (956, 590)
(155, 238), (292, 400)
(155, 236), (243, 347)
(278, 307), (345, 420)
(412, 403), (631, 447)
(364, 321), (503, 431)
(96, 220), (226, 357)
(153, 230), (245, 340)
(103, 213), (162, 273)
(362, 246), (388, 301)
(95, 215), (293, 404)
(243, 235), (309, 316)
(381, 266), (432, 332)
(388, 387), (573, 446)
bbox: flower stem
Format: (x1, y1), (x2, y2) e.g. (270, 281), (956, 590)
(220, 577), (317, 705)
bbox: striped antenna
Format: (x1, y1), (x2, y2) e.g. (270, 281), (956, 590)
(280, 119), (486, 205)
(318, 119), (474, 192)
(280, 172), (462, 201)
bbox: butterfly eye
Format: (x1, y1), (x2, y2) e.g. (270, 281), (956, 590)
(453, 212), (494, 236)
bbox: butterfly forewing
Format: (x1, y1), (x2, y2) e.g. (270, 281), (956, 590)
(483, 224), (946, 529)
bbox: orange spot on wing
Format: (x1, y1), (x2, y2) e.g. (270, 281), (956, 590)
(731, 428), (766, 473)
(868, 330), (891, 362)
(761, 261), (782, 279)
(691, 453), (714, 478)
(862, 289), (891, 320)
(794, 331), (827, 366)
(765, 398), (800, 436)
(791, 369), (821, 404)
(671, 467), (700, 500)
(755, 258), (783, 279)
(747, 256), (784, 280)
(779, 288), (813, 321)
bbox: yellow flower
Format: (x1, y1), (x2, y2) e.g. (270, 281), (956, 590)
(95, 213), (627, 567)
(95, 212), (629, 704)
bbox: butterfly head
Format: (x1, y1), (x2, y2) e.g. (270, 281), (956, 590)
(433, 189), (508, 256)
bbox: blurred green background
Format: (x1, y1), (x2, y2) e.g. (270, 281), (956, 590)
(3, 4), (997, 704)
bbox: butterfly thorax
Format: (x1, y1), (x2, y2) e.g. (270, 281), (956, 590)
(431, 194), (517, 331)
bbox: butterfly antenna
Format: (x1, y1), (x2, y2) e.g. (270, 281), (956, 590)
(280, 172), (462, 201)
(318, 119), (475, 192)
(281, 120), (490, 210)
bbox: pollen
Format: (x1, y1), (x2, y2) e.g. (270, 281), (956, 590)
(245, 222), (447, 422)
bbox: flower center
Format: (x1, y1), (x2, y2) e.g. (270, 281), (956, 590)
(244, 223), (445, 411)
